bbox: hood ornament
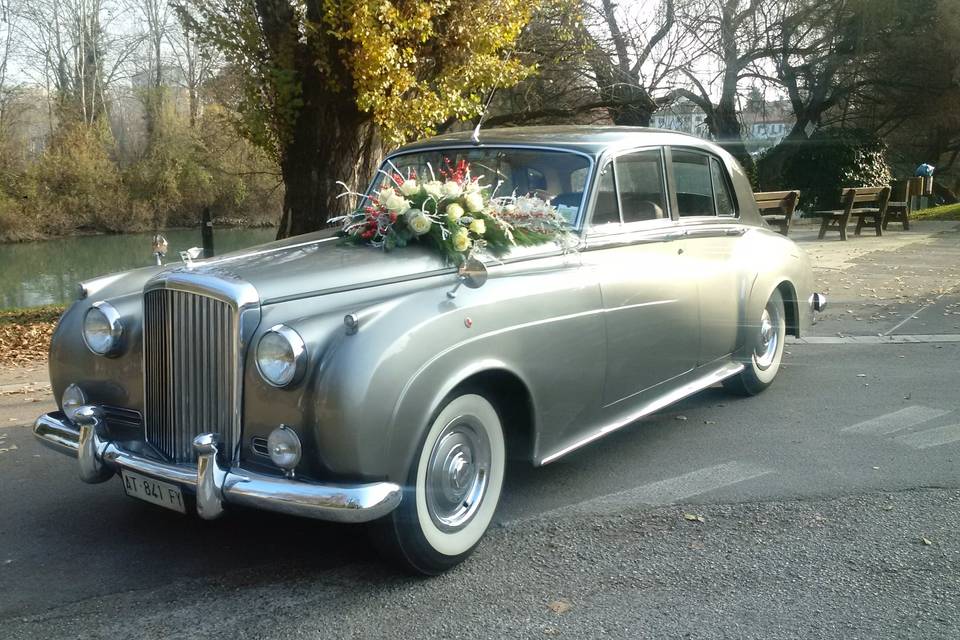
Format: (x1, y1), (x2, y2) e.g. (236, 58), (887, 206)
(152, 234), (169, 266)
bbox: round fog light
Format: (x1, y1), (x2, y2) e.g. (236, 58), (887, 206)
(267, 425), (302, 472)
(62, 384), (86, 423)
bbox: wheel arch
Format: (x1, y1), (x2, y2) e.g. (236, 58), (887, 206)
(387, 358), (538, 482)
(776, 279), (800, 338)
(451, 368), (536, 464)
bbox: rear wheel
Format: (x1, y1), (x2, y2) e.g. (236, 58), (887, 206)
(724, 289), (786, 396)
(373, 391), (505, 575)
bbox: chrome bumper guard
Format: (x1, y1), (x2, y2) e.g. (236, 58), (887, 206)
(33, 407), (402, 524)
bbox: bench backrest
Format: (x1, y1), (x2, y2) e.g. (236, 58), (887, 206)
(754, 190), (800, 212)
(840, 186), (891, 211)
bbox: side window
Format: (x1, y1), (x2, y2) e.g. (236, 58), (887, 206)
(672, 150), (716, 217)
(591, 163), (621, 226)
(616, 149), (668, 223)
(710, 157), (736, 216)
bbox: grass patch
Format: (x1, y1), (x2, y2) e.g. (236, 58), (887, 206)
(0, 304), (67, 325)
(912, 203), (960, 221)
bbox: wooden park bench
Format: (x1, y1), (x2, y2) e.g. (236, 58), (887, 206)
(754, 190), (800, 236)
(882, 177), (921, 231)
(816, 186), (891, 241)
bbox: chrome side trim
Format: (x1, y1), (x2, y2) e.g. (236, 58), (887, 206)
(539, 361), (745, 465)
(33, 412), (402, 524)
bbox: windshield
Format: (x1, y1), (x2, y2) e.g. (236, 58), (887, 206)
(379, 147), (593, 227)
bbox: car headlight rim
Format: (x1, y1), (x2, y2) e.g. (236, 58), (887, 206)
(82, 301), (123, 356)
(255, 324), (307, 388)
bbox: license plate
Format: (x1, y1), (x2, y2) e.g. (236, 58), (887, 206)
(121, 470), (186, 514)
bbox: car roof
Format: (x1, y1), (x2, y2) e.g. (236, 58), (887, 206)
(392, 125), (715, 158)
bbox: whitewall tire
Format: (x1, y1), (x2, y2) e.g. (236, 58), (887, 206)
(373, 390), (505, 574)
(724, 289), (787, 396)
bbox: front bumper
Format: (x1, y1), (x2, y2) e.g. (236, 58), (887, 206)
(34, 408), (402, 523)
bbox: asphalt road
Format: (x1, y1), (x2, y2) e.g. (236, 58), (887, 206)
(2, 224), (959, 638)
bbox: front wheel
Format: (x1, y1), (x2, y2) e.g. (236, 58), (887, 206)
(372, 391), (506, 575)
(724, 289), (786, 396)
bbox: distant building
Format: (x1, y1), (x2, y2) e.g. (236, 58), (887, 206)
(650, 97), (796, 151)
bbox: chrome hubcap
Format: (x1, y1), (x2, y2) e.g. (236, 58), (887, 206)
(755, 306), (780, 370)
(426, 416), (491, 532)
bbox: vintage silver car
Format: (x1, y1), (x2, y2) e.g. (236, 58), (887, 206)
(35, 126), (825, 574)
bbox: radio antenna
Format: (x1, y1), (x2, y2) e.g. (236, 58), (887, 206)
(472, 51), (516, 144)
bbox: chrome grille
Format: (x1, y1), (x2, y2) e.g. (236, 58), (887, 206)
(143, 289), (238, 463)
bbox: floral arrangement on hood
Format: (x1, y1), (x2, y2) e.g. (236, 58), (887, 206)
(334, 159), (571, 264)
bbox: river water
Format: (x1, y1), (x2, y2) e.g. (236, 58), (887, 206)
(0, 228), (277, 310)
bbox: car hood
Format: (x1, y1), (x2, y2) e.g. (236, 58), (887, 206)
(183, 230), (454, 304)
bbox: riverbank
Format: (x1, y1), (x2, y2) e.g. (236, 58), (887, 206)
(0, 306), (63, 366)
(0, 227), (277, 310)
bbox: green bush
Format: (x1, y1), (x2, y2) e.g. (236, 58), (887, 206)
(756, 129), (893, 211)
(28, 122), (132, 234)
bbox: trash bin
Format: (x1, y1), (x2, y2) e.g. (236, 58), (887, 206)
(914, 163), (935, 206)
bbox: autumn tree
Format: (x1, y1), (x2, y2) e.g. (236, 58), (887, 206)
(177, 0), (537, 238)
(483, 0), (687, 129)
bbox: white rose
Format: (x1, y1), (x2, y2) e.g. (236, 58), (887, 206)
(452, 229), (471, 253)
(405, 209), (432, 235)
(423, 180), (443, 200)
(446, 202), (464, 223)
(378, 186), (396, 201)
(383, 192), (410, 213)
(465, 180), (481, 194)
(442, 181), (462, 198)
(469, 218), (486, 236)
(399, 180), (419, 197)
(464, 191), (484, 213)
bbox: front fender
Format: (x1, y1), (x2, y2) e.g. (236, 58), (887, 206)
(293, 253), (603, 484)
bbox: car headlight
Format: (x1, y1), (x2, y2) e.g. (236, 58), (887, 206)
(255, 324), (307, 387)
(61, 384), (86, 422)
(82, 301), (123, 356)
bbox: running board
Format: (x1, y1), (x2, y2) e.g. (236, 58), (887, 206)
(539, 361), (745, 465)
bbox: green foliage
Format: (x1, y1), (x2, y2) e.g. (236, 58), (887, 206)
(178, 0), (539, 155)
(913, 203), (960, 221)
(28, 122), (131, 234)
(756, 129), (893, 211)
(0, 102), (281, 242)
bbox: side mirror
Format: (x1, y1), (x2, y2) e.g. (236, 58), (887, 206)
(152, 234), (168, 266)
(447, 257), (488, 299)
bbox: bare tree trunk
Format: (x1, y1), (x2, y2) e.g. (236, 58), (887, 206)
(275, 88), (379, 238)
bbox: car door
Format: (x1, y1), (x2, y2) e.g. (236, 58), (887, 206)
(581, 148), (701, 407)
(669, 148), (743, 364)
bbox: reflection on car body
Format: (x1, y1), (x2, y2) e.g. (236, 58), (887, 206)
(34, 126), (825, 574)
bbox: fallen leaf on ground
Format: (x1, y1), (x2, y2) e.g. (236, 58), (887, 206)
(547, 599), (572, 615)
(684, 513), (705, 523)
(675, 415), (688, 421)
(921, 537), (932, 546)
